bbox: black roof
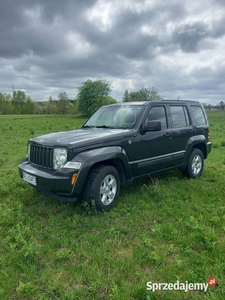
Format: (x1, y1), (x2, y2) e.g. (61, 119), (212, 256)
(106, 100), (201, 107)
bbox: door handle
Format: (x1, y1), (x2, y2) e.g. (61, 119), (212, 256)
(163, 132), (172, 137)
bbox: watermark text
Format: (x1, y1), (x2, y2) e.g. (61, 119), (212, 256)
(146, 281), (209, 293)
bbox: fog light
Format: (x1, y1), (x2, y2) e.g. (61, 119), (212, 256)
(63, 161), (81, 169)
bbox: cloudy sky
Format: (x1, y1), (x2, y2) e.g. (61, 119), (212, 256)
(0, 0), (225, 104)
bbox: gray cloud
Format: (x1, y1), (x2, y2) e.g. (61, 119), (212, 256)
(211, 15), (225, 38)
(0, 0), (225, 104)
(172, 21), (210, 53)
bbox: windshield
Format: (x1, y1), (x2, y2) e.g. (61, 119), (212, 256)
(83, 105), (144, 129)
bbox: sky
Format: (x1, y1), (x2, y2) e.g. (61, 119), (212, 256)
(0, 0), (225, 105)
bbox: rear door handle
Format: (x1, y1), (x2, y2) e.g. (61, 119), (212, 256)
(188, 129), (194, 133)
(163, 132), (172, 137)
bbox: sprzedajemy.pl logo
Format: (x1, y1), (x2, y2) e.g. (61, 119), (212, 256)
(146, 277), (217, 293)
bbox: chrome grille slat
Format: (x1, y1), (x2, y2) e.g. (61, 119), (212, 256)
(30, 145), (53, 169)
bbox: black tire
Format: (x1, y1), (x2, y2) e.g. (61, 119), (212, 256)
(83, 165), (120, 212)
(182, 149), (204, 178)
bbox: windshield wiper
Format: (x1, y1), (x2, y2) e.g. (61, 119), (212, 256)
(83, 125), (95, 128)
(95, 125), (115, 129)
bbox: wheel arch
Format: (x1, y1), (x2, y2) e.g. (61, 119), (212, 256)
(182, 147), (205, 178)
(82, 163), (121, 211)
(87, 158), (128, 188)
(70, 146), (131, 197)
(192, 143), (207, 159)
(186, 136), (208, 161)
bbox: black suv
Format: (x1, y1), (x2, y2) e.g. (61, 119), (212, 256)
(19, 101), (212, 211)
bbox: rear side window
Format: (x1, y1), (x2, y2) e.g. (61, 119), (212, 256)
(170, 106), (190, 128)
(190, 106), (206, 125)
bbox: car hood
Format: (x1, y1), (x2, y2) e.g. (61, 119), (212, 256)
(30, 128), (133, 148)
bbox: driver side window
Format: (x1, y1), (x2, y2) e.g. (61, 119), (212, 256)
(145, 106), (167, 130)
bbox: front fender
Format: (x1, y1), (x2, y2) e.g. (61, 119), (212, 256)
(70, 146), (132, 196)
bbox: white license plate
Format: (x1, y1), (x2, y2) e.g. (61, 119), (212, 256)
(22, 171), (37, 186)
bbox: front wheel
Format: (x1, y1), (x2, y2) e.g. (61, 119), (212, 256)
(182, 149), (204, 178)
(83, 165), (120, 212)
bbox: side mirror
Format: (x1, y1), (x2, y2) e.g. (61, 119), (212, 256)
(143, 121), (161, 132)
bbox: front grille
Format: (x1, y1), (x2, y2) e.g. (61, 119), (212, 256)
(29, 144), (53, 169)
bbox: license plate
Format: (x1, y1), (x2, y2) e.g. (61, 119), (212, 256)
(22, 171), (37, 186)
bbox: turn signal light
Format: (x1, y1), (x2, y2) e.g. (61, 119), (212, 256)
(71, 173), (78, 185)
(208, 128), (210, 142)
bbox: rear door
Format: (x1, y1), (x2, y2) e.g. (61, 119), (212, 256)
(168, 105), (194, 165)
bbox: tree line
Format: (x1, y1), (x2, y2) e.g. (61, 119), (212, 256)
(1, 80), (223, 116)
(0, 80), (162, 116)
(0, 91), (77, 115)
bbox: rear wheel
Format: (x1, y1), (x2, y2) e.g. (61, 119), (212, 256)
(182, 149), (204, 178)
(83, 165), (120, 212)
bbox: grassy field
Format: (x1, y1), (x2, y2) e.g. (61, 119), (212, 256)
(0, 112), (224, 300)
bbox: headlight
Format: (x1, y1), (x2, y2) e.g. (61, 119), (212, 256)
(53, 148), (68, 170)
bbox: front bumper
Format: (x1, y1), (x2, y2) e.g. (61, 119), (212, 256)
(18, 158), (80, 202)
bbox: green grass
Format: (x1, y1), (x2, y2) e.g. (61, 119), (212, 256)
(0, 112), (225, 299)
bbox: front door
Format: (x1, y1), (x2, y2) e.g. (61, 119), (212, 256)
(132, 105), (173, 176)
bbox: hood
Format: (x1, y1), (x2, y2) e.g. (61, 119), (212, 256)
(30, 128), (133, 148)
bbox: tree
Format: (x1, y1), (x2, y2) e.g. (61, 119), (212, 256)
(124, 87), (162, 102)
(34, 102), (43, 114)
(23, 97), (36, 114)
(140, 87), (162, 101)
(77, 79), (111, 116)
(129, 91), (141, 102)
(44, 96), (58, 114)
(57, 92), (70, 115)
(102, 96), (117, 105)
(122, 90), (130, 102)
(219, 101), (224, 110)
(12, 90), (27, 114)
(0, 93), (13, 114)
(0, 91), (37, 114)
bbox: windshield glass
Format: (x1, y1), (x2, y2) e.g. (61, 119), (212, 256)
(83, 105), (144, 129)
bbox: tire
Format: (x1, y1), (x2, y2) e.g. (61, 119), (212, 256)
(182, 149), (204, 178)
(83, 165), (120, 212)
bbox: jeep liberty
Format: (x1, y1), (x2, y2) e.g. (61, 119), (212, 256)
(19, 101), (212, 211)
